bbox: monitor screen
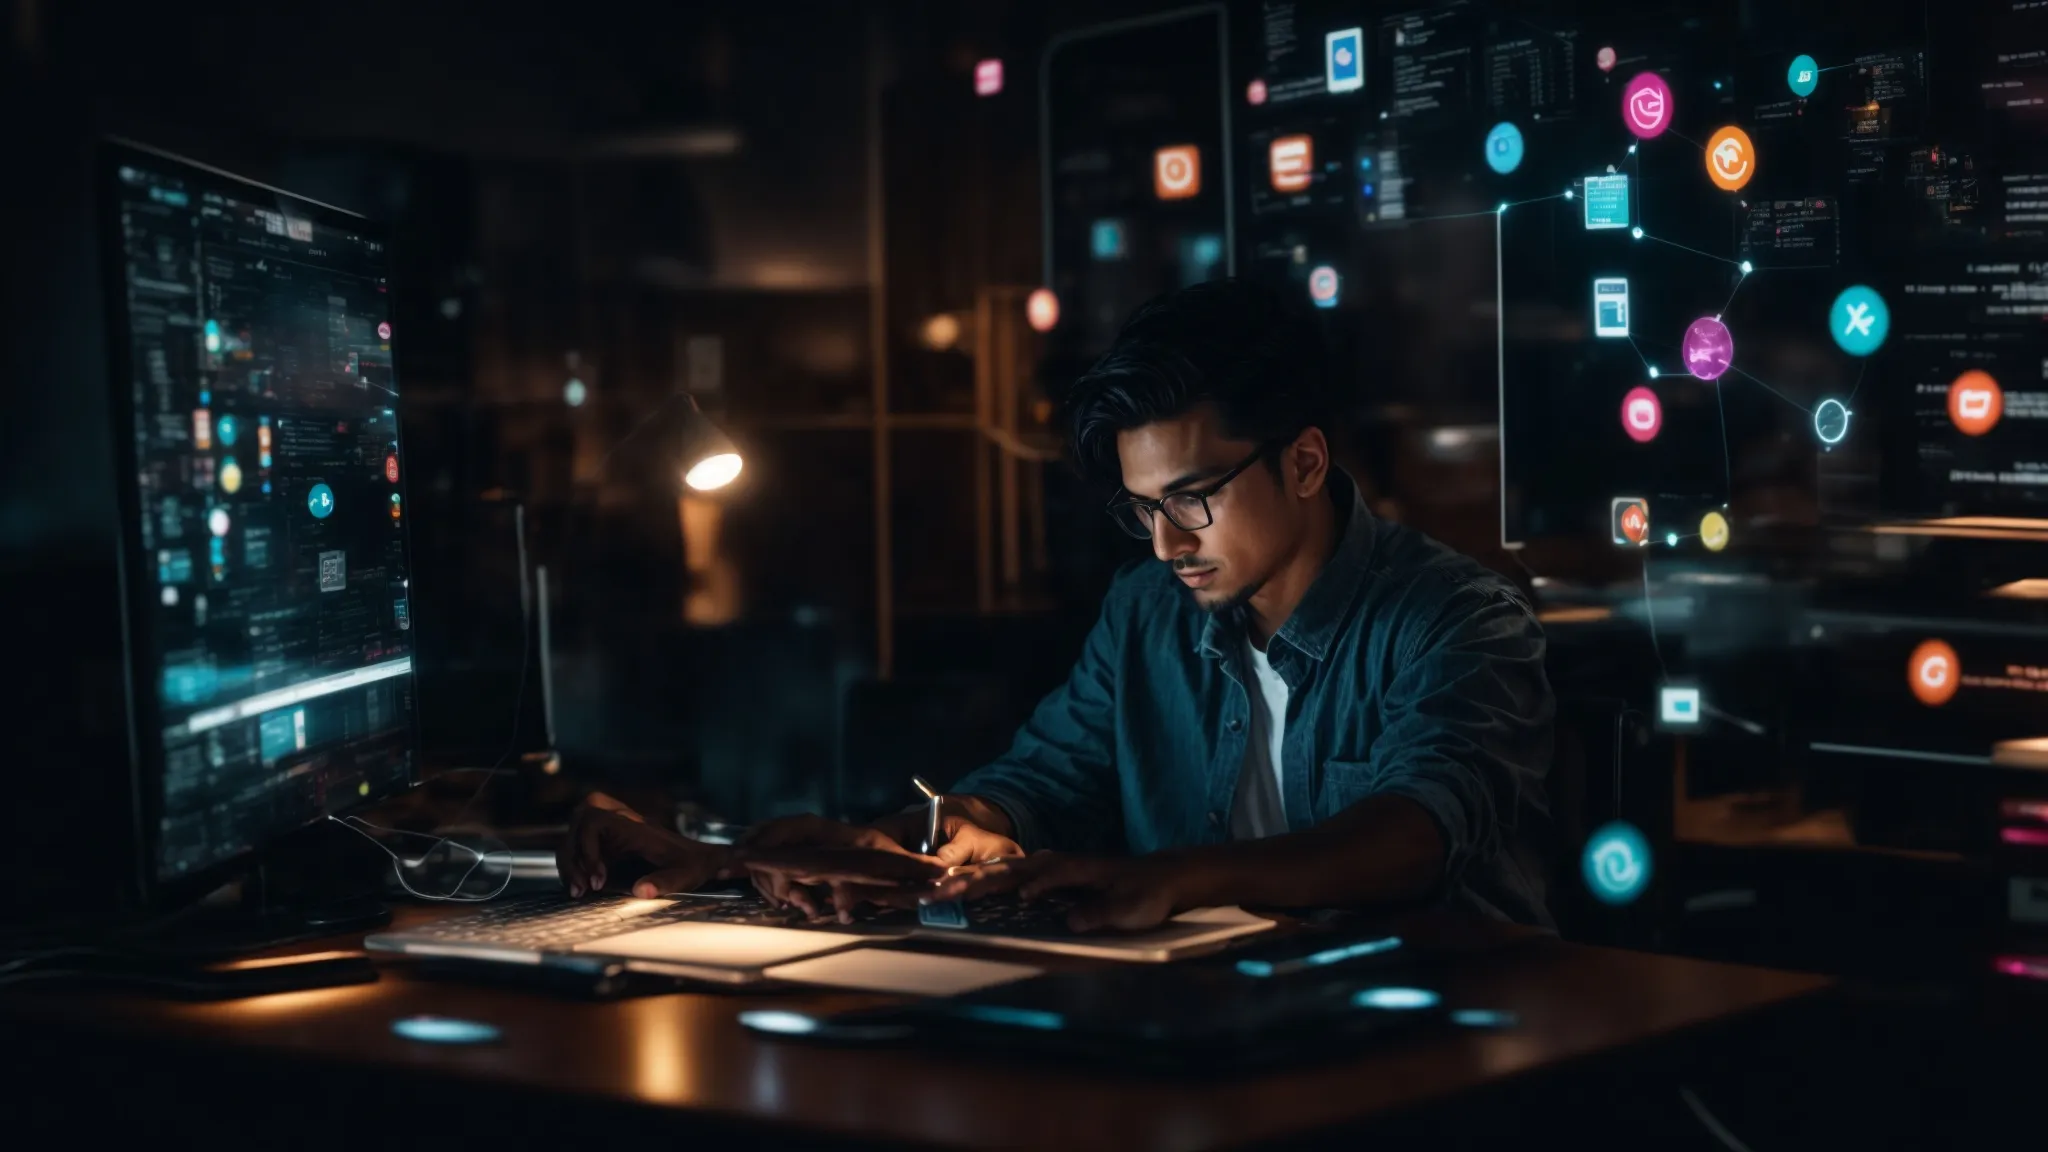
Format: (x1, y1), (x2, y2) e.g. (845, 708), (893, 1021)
(102, 142), (417, 883)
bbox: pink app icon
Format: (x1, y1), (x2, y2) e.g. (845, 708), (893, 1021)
(1682, 316), (1734, 381)
(377, 321), (392, 340)
(1597, 46), (1617, 73)
(1622, 72), (1672, 139)
(1621, 386), (1662, 443)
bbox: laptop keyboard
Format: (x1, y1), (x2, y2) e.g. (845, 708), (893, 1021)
(397, 892), (913, 951)
(918, 893), (1087, 936)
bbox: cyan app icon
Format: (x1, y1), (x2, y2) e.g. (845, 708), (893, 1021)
(1593, 277), (1629, 337)
(1830, 285), (1889, 356)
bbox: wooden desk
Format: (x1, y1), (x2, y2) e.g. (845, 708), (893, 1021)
(7, 906), (1831, 1149)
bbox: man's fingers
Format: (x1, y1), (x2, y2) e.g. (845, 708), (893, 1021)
(632, 863), (711, 899)
(582, 792), (644, 822)
(741, 846), (944, 887)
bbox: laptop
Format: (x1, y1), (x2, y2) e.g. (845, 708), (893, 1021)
(366, 888), (1275, 985)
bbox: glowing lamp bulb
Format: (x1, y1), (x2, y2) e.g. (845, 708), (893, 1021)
(1026, 288), (1059, 333)
(684, 452), (743, 491)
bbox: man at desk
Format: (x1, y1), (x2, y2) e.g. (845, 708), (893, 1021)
(563, 279), (1555, 929)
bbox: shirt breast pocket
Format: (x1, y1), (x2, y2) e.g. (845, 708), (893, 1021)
(1315, 758), (1381, 819)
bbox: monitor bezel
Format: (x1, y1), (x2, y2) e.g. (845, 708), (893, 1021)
(96, 137), (421, 908)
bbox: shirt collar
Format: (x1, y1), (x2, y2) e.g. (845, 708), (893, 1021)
(1195, 469), (1378, 663)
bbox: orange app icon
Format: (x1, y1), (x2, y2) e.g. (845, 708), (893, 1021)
(1908, 638), (1961, 707)
(1154, 144), (1201, 200)
(1947, 370), (2003, 436)
(1270, 135), (1313, 193)
(1705, 125), (1755, 192)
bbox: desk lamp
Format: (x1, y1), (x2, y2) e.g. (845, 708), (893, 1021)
(675, 394), (743, 491)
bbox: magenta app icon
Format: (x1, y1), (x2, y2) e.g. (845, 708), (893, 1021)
(1621, 386), (1662, 443)
(1622, 72), (1672, 139)
(1682, 316), (1734, 381)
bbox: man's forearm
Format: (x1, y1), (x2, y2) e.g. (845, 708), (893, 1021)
(1165, 794), (1447, 911)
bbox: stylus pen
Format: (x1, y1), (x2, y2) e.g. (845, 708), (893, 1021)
(912, 776), (943, 856)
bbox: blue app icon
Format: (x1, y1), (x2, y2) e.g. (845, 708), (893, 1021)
(1090, 219), (1126, 261)
(1787, 54), (1819, 98)
(215, 414), (238, 447)
(307, 482), (335, 519)
(1582, 820), (1653, 906)
(1325, 27), (1364, 94)
(1829, 285), (1889, 356)
(1484, 122), (1524, 175)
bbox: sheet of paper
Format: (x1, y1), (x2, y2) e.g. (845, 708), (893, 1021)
(764, 949), (1042, 996)
(573, 922), (865, 969)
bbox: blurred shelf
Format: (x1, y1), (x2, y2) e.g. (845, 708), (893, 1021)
(1676, 791), (1966, 864)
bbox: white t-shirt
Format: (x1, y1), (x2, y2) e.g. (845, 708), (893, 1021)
(1229, 636), (1291, 840)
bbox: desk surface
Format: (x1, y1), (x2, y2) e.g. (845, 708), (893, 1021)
(8, 905), (1830, 1149)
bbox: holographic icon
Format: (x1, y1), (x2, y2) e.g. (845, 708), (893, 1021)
(318, 550), (346, 592)
(1787, 54), (1819, 98)
(974, 58), (1003, 97)
(1813, 398), (1852, 446)
(1582, 820), (1652, 906)
(1659, 686), (1702, 724)
(390, 493), (403, 521)
(1682, 316), (1734, 381)
(1699, 510), (1730, 552)
(1582, 174), (1630, 230)
(1596, 46), (1617, 73)
(1308, 265), (1341, 309)
(377, 321), (392, 341)
(1612, 497), (1650, 546)
(1246, 78), (1268, 106)
(1705, 125), (1755, 192)
(1325, 27), (1364, 94)
(1484, 122), (1524, 175)
(1090, 218), (1127, 260)
(220, 457), (243, 495)
(1621, 386), (1662, 443)
(307, 482), (335, 519)
(208, 508), (231, 538)
(385, 454), (400, 483)
(215, 414), (238, 447)
(1593, 278), (1630, 337)
(1829, 286), (1890, 356)
(1270, 135), (1314, 192)
(1948, 370), (2004, 437)
(193, 409), (212, 451)
(1621, 72), (1672, 139)
(1909, 638), (1961, 707)
(564, 377), (587, 407)
(1153, 145), (1201, 200)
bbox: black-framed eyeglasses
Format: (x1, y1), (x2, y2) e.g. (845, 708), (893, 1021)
(1105, 442), (1276, 540)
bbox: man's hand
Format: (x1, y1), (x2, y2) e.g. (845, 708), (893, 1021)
(928, 852), (1192, 933)
(741, 808), (1025, 921)
(556, 792), (733, 898)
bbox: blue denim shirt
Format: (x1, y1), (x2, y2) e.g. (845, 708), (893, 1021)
(953, 472), (1555, 926)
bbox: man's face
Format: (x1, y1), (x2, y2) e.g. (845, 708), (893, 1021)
(1116, 406), (1312, 613)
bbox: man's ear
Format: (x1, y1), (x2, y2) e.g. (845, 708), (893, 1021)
(1287, 427), (1331, 499)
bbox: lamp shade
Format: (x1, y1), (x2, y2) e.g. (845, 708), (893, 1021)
(675, 394), (742, 491)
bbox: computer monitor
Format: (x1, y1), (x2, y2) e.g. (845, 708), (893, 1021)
(99, 140), (418, 896)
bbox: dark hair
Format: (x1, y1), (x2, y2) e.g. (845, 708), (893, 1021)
(1061, 278), (1331, 487)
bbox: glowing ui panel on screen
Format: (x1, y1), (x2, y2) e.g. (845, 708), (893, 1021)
(107, 147), (416, 879)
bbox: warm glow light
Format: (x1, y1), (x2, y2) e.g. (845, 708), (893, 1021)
(1026, 288), (1059, 333)
(684, 452), (743, 491)
(1988, 579), (2048, 600)
(921, 313), (962, 350)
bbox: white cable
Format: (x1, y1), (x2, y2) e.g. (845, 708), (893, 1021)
(1679, 1086), (1758, 1152)
(329, 815), (514, 903)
